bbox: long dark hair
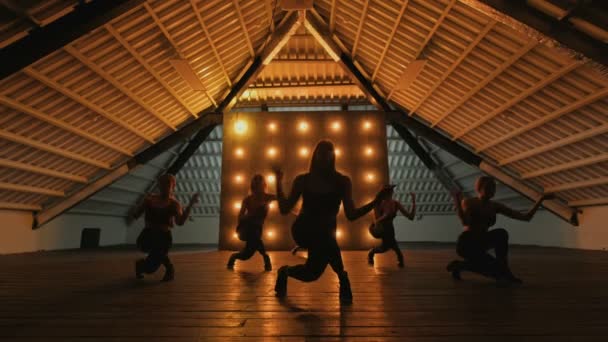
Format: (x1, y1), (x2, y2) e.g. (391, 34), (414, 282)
(309, 140), (337, 176)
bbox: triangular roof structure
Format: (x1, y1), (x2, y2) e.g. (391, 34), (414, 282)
(1, 0), (607, 227)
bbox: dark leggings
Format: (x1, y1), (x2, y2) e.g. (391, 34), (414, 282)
(456, 228), (510, 278)
(232, 238), (268, 260)
(371, 238), (404, 263)
(287, 237), (345, 281)
(142, 230), (172, 274)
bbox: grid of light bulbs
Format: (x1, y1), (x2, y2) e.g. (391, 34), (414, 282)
(229, 117), (379, 242)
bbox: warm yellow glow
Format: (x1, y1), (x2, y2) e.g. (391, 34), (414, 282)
(268, 122), (277, 132)
(267, 174), (276, 184)
(267, 147), (278, 158)
(334, 147), (341, 157)
(299, 147), (309, 157)
(266, 230), (275, 238)
(234, 174), (244, 184)
(364, 146), (374, 156)
(366, 172), (376, 182)
(331, 121), (342, 131)
(298, 121), (309, 132)
(336, 229), (343, 238)
(233, 201), (242, 210)
(269, 202), (277, 210)
(234, 147), (244, 158)
(363, 120), (372, 130)
(233, 232), (238, 239)
(234, 120), (247, 135)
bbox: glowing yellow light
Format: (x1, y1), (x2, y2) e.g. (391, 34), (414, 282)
(336, 229), (343, 238)
(234, 120), (247, 135)
(267, 147), (278, 158)
(267, 174), (276, 184)
(335, 148), (342, 157)
(331, 121), (342, 131)
(269, 202), (277, 210)
(234, 202), (242, 210)
(234, 147), (244, 158)
(365, 146), (374, 156)
(234, 174), (244, 184)
(299, 147), (309, 157)
(298, 121), (309, 132)
(366, 172), (376, 182)
(268, 122), (277, 132)
(266, 230), (275, 238)
(233, 232), (238, 239)
(363, 120), (372, 130)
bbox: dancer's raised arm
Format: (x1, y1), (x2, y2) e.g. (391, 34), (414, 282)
(342, 177), (385, 221)
(452, 191), (469, 226)
(273, 168), (303, 215)
(176, 193), (199, 226)
(397, 192), (416, 220)
(495, 193), (554, 222)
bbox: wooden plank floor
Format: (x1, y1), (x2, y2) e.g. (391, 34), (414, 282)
(1, 245), (608, 341)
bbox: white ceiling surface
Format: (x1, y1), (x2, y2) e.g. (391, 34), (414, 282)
(0, 0), (606, 221)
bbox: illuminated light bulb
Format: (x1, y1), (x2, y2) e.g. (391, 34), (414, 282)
(298, 121), (309, 132)
(336, 229), (343, 238)
(234, 120), (247, 135)
(299, 147), (309, 157)
(234, 202), (242, 210)
(266, 230), (275, 238)
(334, 148), (342, 157)
(331, 121), (341, 131)
(269, 202), (277, 210)
(267, 174), (276, 184)
(267, 147), (278, 158)
(234, 174), (244, 184)
(268, 122), (277, 132)
(234, 147), (244, 158)
(366, 172), (376, 182)
(364, 146), (374, 156)
(233, 232), (238, 239)
(363, 120), (372, 130)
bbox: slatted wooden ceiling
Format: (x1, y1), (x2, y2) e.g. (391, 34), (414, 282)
(0, 0), (607, 218)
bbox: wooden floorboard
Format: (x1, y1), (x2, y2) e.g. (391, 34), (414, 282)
(1, 245), (608, 341)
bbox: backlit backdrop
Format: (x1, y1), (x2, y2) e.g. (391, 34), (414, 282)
(219, 111), (389, 250)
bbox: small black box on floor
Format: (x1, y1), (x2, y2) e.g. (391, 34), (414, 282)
(80, 228), (100, 249)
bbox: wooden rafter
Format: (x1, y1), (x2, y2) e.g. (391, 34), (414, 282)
(408, 20), (497, 114)
(351, 0), (370, 58)
(329, 0), (337, 33)
(105, 24), (196, 118)
(501, 124), (608, 166)
(387, 0), (456, 101)
(189, 0), (233, 88)
(569, 197), (608, 207)
(64, 45), (178, 130)
(232, 0), (255, 58)
(432, 41), (537, 127)
(0, 96), (133, 156)
(477, 87), (608, 152)
(452, 60), (582, 140)
(23, 67), (154, 144)
(545, 177), (608, 193)
(522, 153), (608, 179)
(265, 0), (275, 33)
(371, 0), (410, 82)
(0, 130), (111, 169)
(0, 202), (42, 211)
(0, 182), (64, 197)
(0, 158), (88, 183)
(142, 3), (217, 108)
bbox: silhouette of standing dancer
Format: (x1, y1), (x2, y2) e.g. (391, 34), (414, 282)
(368, 186), (416, 267)
(447, 176), (554, 285)
(132, 174), (198, 281)
(227, 174), (276, 271)
(273, 140), (388, 304)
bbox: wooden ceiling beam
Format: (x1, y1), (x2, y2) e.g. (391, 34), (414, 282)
(0, 158), (88, 183)
(432, 40), (537, 127)
(0, 96), (133, 156)
(23, 67), (154, 144)
(0, 181), (64, 197)
(0, 129), (111, 169)
(501, 124), (608, 166)
(232, 0), (255, 58)
(453, 60), (582, 140)
(351, 0), (370, 58)
(477, 87), (608, 152)
(0, 202), (42, 211)
(545, 177), (608, 193)
(0, 0), (145, 80)
(371, 0), (410, 82)
(569, 197), (608, 207)
(522, 152), (608, 179)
